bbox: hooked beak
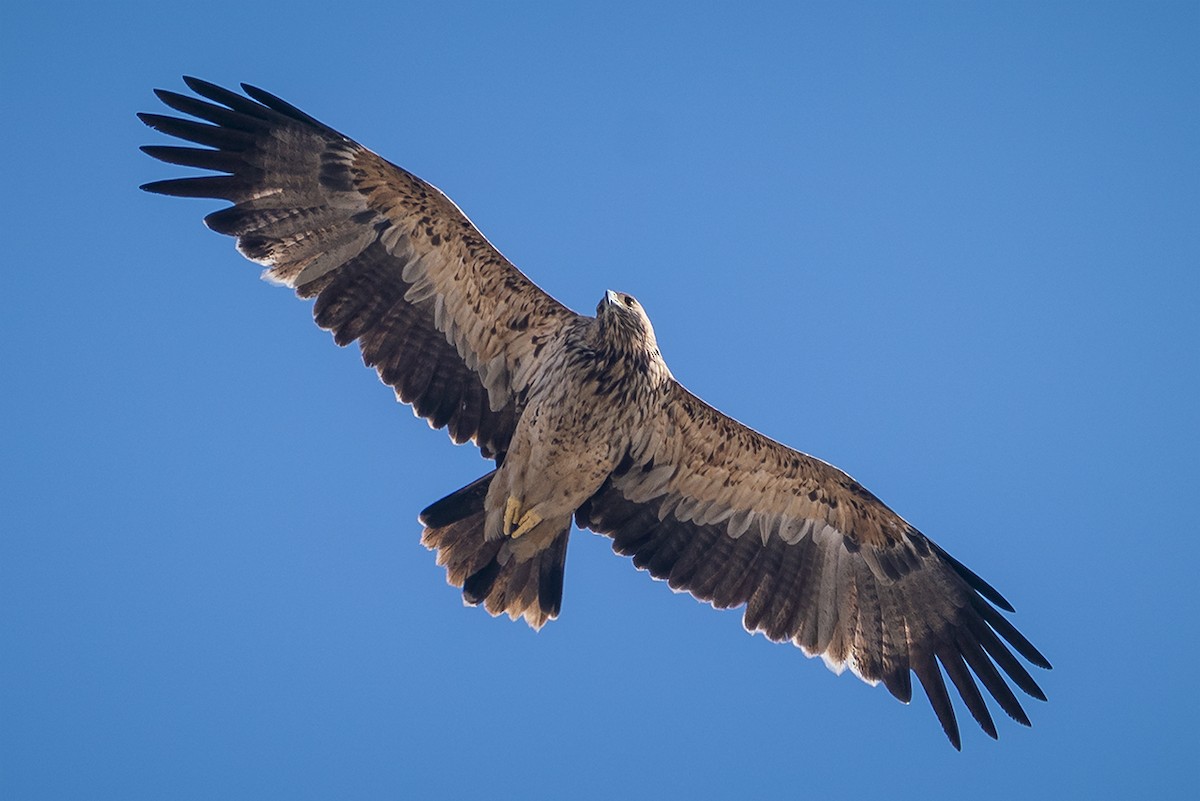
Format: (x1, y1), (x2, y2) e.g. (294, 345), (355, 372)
(605, 289), (619, 307)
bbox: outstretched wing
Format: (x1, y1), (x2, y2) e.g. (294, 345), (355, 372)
(140, 77), (578, 460)
(577, 380), (1051, 749)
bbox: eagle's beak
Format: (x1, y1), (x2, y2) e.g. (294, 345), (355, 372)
(605, 289), (619, 307)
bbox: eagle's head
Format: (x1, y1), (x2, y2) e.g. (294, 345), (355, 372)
(593, 289), (670, 383)
(597, 289), (659, 349)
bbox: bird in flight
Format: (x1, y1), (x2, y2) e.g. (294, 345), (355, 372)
(140, 77), (1050, 749)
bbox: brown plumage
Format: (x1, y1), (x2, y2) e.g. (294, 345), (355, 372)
(140, 77), (1050, 749)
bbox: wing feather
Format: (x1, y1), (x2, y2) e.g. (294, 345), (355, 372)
(578, 379), (1050, 748)
(140, 78), (579, 459)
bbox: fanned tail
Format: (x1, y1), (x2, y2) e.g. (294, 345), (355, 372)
(420, 473), (569, 630)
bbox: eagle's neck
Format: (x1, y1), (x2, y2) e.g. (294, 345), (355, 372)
(580, 314), (672, 393)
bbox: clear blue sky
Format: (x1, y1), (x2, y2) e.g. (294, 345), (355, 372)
(3, 2), (1197, 798)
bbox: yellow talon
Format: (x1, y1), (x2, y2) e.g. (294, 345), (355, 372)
(504, 496), (521, 534)
(511, 508), (542, 539)
(503, 496), (542, 538)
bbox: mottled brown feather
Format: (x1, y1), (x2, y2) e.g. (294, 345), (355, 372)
(577, 378), (1049, 748)
(140, 77), (579, 460)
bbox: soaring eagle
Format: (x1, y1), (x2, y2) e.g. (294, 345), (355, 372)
(140, 78), (1050, 748)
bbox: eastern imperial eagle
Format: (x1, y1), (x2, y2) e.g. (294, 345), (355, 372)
(140, 78), (1050, 749)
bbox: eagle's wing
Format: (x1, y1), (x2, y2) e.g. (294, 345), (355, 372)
(140, 78), (578, 460)
(577, 380), (1051, 749)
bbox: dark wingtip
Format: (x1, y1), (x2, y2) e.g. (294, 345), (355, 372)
(914, 655), (961, 750)
(137, 175), (237, 199)
(1027, 649), (1053, 673)
(140, 178), (182, 195)
(182, 75), (216, 94)
(941, 650), (998, 740)
(240, 82), (286, 107)
(240, 82), (339, 134)
(973, 598), (1053, 672)
(931, 540), (1016, 613)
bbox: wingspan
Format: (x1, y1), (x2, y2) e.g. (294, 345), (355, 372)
(140, 77), (579, 459)
(577, 380), (1051, 749)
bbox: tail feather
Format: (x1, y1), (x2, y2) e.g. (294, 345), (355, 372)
(420, 473), (570, 630)
(422, 510), (502, 586)
(538, 533), (569, 619)
(419, 470), (494, 528)
(462, 556), (502, 604)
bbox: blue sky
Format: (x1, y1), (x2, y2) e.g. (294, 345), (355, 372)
(3, 2), (1197, 798)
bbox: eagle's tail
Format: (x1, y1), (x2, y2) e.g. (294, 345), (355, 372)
(419, 472), (568, 630)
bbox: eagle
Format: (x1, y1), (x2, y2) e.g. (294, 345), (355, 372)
(140, 77), (1050, 749)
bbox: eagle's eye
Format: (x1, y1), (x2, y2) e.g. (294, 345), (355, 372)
(623, 295), (637, 309)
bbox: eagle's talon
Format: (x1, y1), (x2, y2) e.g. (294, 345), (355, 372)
(511, 508), (542, 539)
(504, 496), (521, 535)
